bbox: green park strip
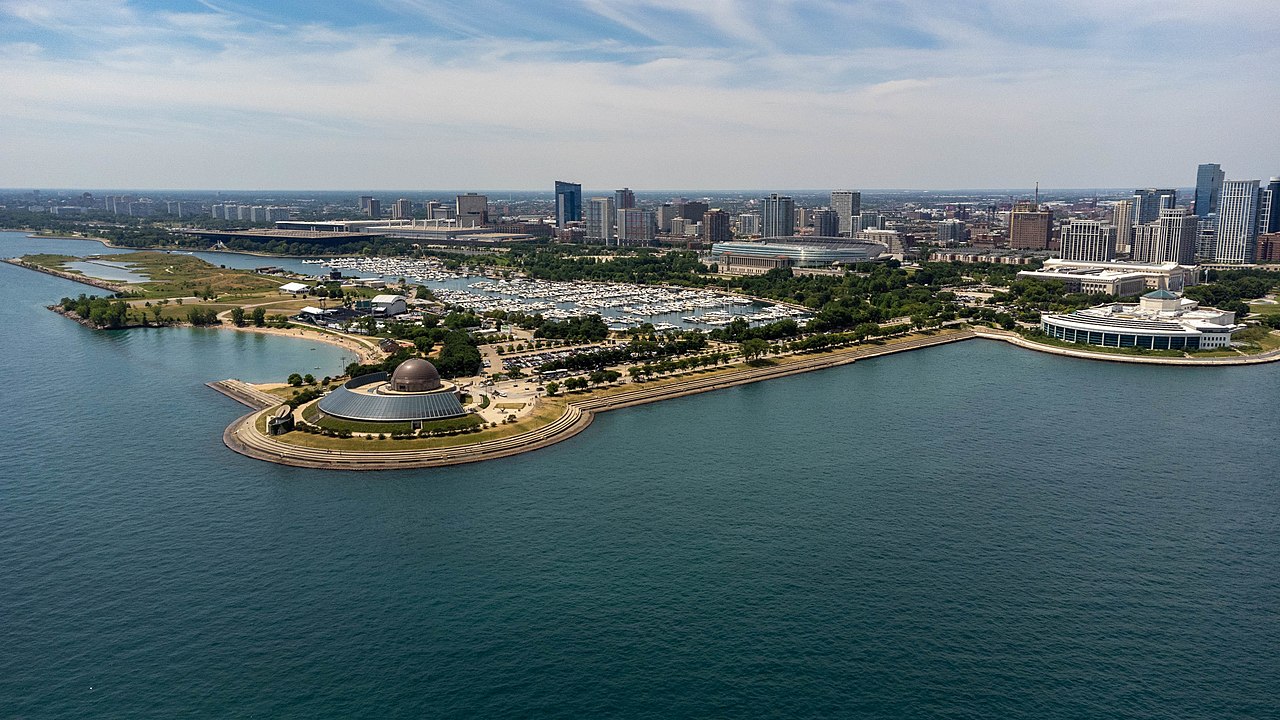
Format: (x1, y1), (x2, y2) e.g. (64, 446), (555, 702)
(20, 251), (281, 299)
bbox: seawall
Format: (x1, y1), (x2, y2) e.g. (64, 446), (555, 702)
(3, 257), (129, 294)
(221, 330), (976, 471)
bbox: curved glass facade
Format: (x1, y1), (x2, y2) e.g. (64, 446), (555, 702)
(711, 240), (886, 267)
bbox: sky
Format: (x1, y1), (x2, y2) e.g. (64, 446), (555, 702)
(1, 0), (1277, 191)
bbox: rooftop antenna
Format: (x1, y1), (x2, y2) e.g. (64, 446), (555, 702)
(1035, 182), (1040, 208)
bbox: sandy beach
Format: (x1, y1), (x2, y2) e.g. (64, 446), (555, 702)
(219, 323), (383, 364)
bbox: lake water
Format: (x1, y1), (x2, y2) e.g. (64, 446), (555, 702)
(2, 230), (1278, 718)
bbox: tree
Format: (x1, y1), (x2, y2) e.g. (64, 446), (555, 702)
(303, 373), (316, 385)
(287, 373), (303, 387)
(252, 307), (266, 327)
(229, 307), (247, 327)
(545, 381), (560, 396)
(740, 337), (769, 362)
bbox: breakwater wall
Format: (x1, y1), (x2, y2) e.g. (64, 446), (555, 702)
(3, 257), (129, 294)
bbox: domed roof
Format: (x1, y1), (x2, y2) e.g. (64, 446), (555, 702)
(390, 357), (442, 392)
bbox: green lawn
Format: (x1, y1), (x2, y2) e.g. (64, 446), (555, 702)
(275, 397), (571, 451)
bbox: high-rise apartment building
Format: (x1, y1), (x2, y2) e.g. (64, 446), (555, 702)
(703, 209), (732, 243)
(1194, 164), (1224, 217)
(585, 197), (615, 243)
(1257, 233), (1280, 262)
(1133, 208), (1197, 265)
(366, 199), (381, 218)
(456, 193), (488, 227)
(392, 198), (413, 220)
(1214, 180), (1259, 264)
(655, 204), (679, 233)
(1008, 203), (1052, 250)
(737, 213), (761, 236)
(1133, 188), (1177, 225)
(1257, 177), (1280, 236)
(1058, 220), (1116, 262)
(831, 190), (861, 235)
(812, 209), (840, 237)
(1111, 199), (1135, 255)
(854, 212), (884, 231)
(614, 188), (635, 211)
(762, 194), (795, 237)
(1196, 217), (1218, 261)
(937, 219), (967, 245)
(678, 200), (708, 223)
(616, 208), (655, 247)
(554, 181), (582, 227)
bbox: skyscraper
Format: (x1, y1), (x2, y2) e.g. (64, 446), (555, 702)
(585, 197), (615, 244)
(1133, 208), (1197, 265)
(831, 190), (861, 235)
(366, 199), (381, 219)
(854, 212), (885, 231)
(812, 209), (840, 237)
(616, 208), (655, 247)
(1257, 177), (1280, 236)
(737, 213), (761, 236)
(655, 204), (679, 233)
(703, 209), (732, 243)
(554, 181), (582, 227)
(1058, 220), (1116, 262)
(1133, 188), (1177, 225)
(614, 188), (635, 210)
(1194, 164), (1224, 217)
(677, 200), (708, 223)
(392, 198), (413, 220)
(1111, 199), (1135, 255)
(1214, 179), (1260, 264)
(456, 193), (488, 227)
(1008, 203), (1052, 250)
(936, 219), (967, 245)
(761, 194), (795, 238)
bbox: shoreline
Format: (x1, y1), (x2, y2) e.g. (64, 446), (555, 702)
(972, 327), (1280, 366)
(223, 326), (1280, 471)
(217, 322), (383, 364)
(222, 331), (976, 471)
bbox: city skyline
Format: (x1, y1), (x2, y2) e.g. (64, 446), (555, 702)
(1, 0), (1277, 190)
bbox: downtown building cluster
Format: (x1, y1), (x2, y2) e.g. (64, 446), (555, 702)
(1005, 164), (1280, 266)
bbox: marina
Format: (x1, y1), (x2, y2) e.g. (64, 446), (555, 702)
(310, 257), (809, 332)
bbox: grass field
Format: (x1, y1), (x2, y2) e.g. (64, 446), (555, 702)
(24, 251), (281, 300)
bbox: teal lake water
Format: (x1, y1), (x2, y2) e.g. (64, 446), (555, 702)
(3, 231), (1278, 718)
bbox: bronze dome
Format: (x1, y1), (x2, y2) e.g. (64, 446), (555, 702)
(389, 358), (442, 392)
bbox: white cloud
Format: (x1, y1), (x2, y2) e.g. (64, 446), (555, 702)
(0, 0), (1276, 189)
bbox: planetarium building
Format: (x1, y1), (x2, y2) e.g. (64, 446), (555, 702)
(316, 358), (467, 422)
